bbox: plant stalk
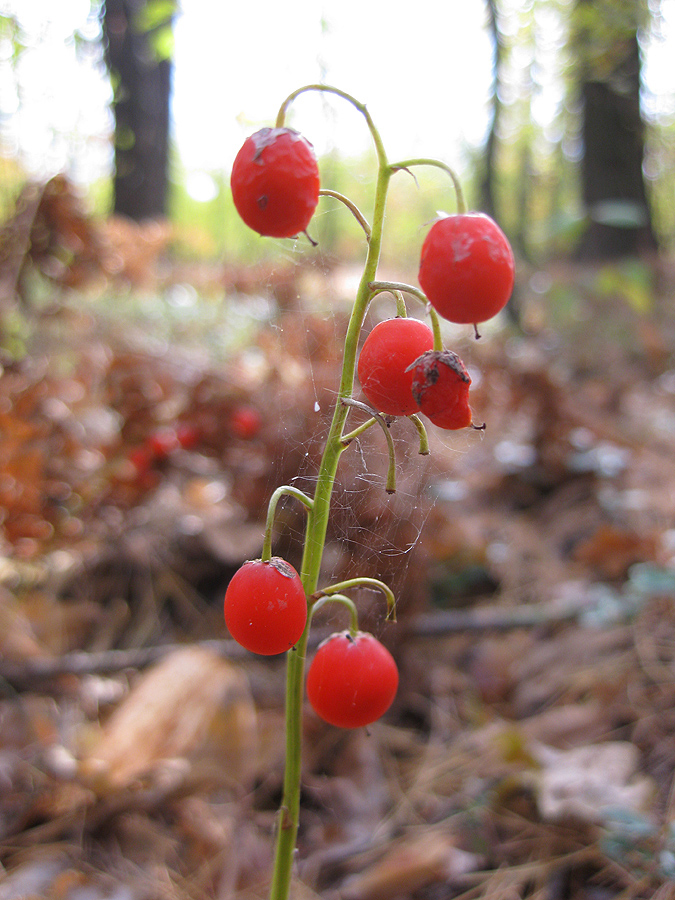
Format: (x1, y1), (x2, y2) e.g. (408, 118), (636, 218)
(268, 87), (391, 900)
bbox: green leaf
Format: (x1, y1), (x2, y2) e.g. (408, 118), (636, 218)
(134, 0), (179, 34)
(149, 22), (174, 61)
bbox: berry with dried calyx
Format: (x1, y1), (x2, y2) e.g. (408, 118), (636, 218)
(408, 349), (476, 430)
(223, 557), (307, 656)
(306, 630), (399, 729)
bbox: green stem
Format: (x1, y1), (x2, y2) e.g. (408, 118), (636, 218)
(409, 414), (431, 455)
(341, 397), (397, 494)
(390, 156), (467, 213)
(262, 486), (314, 562)
(309, 593), (360, 634)
(341, 416), (379, 445)
(368, 280), (428, 306)
(368, 281), (442, 349)
(269, 85), (392, 900)
(315, 576), (396, 620)
(429, 308), (444, 351)
(275, 83), (374, 131)
(393, 291), (408, 317)
(319, 189), (371, 239)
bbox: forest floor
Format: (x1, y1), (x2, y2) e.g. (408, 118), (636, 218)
(1, 234), (675, 900)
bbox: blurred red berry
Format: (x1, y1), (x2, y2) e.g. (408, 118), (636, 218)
(176, 423), (201, 450)
(128, 444), (154, 475)
(230, 405), (262, 439)
(148, 428), (180, 459)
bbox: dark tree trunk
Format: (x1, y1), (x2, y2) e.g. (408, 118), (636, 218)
(576, 7), (658, 260)
(480, 0), (523, 325)
(103, 0), (173, 220)
(480, 0), (502, 221)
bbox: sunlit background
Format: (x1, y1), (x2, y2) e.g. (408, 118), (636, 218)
(2, 0), (675, 260)
(0, 0), (496, 181)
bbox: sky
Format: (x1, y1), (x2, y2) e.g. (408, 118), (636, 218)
(171, 0), (494, 173)
(1, 0), (675, 193)
(0, 0), (497, 188)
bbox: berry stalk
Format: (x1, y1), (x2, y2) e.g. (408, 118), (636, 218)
(269, 86), (392, 900)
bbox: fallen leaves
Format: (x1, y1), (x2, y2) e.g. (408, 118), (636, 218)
(79, 646), (258, 793)
(1, 244), (675, 898)
(339, 828), (481, 900)
(529, 741), (654, 824)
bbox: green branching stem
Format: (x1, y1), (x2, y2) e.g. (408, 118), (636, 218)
(368, 281), (444, 351)
(340, 416), (379, 445)
(390, 157), (467, 214)
(341, 398), (397, 494)
(262, 486), (314, 562)
(368, 280), (427, 306)
(269, 84), (393, 900)
(409, 414), (431, 456)
(313, 576), (397, 621)
(319, 189), (371, 239)
(340, 403), (431, 459)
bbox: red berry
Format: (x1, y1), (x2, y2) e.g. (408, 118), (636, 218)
(176, 423), (201, 450)
(230, 405), (262, 440)
(148, 428), (180, 459)
(223, 557), (307, 656)
(408, 350), (473, 430)
(357, 318), (434, 416)
(128, 444), (155, 475)
(418, 213), (515, 325)
(230, 127), (320, 238)
(306, 631), (399, 729)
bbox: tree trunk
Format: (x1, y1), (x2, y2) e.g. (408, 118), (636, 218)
(575, 2), (658, 260)
(480, 0), (502, 222)
(103, 0), (173, 221)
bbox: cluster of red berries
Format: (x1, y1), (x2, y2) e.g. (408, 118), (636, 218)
(227, 124), (515, 730)
(223, 557), (397, 728)
(127, 423), (200, 480)
(230, 126), (514, 432)
(357, 317), (477, 430)
(358, 211), (514, 429)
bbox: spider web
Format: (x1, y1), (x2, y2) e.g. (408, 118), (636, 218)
(249, 238), (442, 634)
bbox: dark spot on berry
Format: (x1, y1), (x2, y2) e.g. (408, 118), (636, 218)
(270, 557), (296, 579)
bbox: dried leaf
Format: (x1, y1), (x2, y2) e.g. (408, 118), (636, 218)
(340, 829), (481, 900)
(80, 646), (257, 792)
(573, 524), (659, 580)
(0, 586), (44, 660)
(529, 741), (655, 824)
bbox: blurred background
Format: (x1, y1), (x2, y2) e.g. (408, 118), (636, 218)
(2, 3), (675, 899)
(2, 0), (674, 269)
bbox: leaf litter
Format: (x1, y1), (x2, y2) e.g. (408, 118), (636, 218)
(1, 217), (675, 898)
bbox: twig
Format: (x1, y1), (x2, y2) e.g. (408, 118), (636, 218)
(0, 600), (583, 693)
(0, 181), (45, 309)
(411, 601), (580, 637)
